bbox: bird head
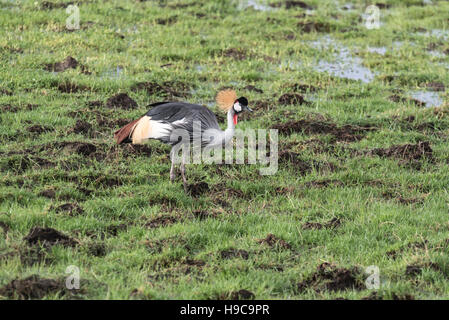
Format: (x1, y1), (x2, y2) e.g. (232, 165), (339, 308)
(216, 89), (252, 125)
(232, 97), (252, 125)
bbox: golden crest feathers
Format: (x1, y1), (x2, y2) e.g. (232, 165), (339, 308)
(216, 89), (237, 112)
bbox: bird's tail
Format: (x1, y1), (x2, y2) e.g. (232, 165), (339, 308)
(114, 117), (142, 144)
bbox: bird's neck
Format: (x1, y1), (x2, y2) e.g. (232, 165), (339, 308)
(223, 108), (236, 144)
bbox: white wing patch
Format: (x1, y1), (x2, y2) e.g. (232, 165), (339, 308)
(149, 120), (172, 139)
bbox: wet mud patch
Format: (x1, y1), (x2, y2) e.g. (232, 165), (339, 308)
(297, 262), (364, 292)
(302, 217), (342, 230)
(272, 119), (376, 142)
(0, 275), (67, 299)
(405, 262), (442, 277)
(45, 141), (98, 157)
(106, 93), (138, 110)
(302, 179), (344, 189)
(145, 236), (193, 254)
(192, 210), (219, 220)
(297, 21), (332, 33)
(44, 56), (89, 74)
(39, 1), (76, 10)
(220, 248), (249, 260)
(38, 188), (56, 199)
(26, 125), (53, 135)
(389, 94), (426, 107)
(1, 155), (55, 173)
(278, 151), (337, 175)
(243, 85), (263, 93)
(131, 81), (190, 98)
(381, 190), (428, 205)
(283, 83), (319, 93)
(156, 16), (178, 25)
(56, 81), (89, 93)
(187, 182), (209, 197)
(363, 141), (433, 164)
(423, 82), (445, 92)
(278, 93), (307, 105)
(145, 215), (179, 229)
(214, 289), (255, 300)
(270, 1), (313, 9)
(220, 48), (249, 61)
(257, 233), (292, 250)
(53, 203), (84, 216)
(87, 242), (107, 257)
(24, 227), (78, 248)
(69, 120), (93, 136)
(0, 221), (10, 234)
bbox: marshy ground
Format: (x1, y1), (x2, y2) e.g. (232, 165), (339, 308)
(0, 0), (449, 299)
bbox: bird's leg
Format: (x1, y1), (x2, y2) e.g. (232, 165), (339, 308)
(170, 147), (176, 182)
(180, 148), (188, 192)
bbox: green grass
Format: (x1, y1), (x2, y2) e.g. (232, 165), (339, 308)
(1, 0), (449, 299)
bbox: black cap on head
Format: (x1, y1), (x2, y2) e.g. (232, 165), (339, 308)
(237, 97), (248, 106)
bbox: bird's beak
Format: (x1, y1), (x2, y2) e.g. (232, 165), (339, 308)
(245, 106), (253, 112)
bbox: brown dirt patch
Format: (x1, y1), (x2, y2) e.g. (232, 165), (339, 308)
(156, 16), (178, 25)
(243, 85), (263, 93)
(192, 210), (219, 220)
(230, 289), (255, 300)
(44, 56), (78, 72)
(221, 48), (248, 60)
(423, 82), (445, 92)
(145, 215), (178, 229)
(303, 179), (344, 188)
(364, 141), (433, 162)
(297, 262), (364, 292)
(297, 21), (331, 33)
(56, 81), (89, 93)
(283, 82), (319, 93)
(214, 289), (255, 300)
(187, 182), (209, 197)
(106, 93), (138, 110)
(54, 203), (84, 216)
(278, 151), (337, 175)
(272, 119), (376, 142)
(26, 125), (52, 135)
(302, 217), (342, 230)
(23, 227), (78, 248)
(131, 81), (190, 98)
(270, 1), (313, 9)
(278, 93), (306, 105)
(220, 248), (249, 260)
(39, 188), (56, 199)
(406, 262), (441, 276)
(0, 275), (66, 299)
(257, 233), (292, 250)
(381, 191), (427, 205)
(0, 221), (10, 233)
(40, 1), (73, 10)
(70, 120), (93, 135)
(389, 94), (425, 107)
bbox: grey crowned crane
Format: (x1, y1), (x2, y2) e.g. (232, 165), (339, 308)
(114, 89), (252, 191)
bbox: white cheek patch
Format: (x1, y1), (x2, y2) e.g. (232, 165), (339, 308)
(234, 103), (242, 112)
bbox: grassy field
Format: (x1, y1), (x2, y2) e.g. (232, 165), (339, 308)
(0, 0), (449, 300)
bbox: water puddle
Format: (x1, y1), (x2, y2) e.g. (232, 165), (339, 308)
(310, 36), (375, 83)
(100, 66), (124, 79)
(367, 47), (387, 55)
(409, 90), (444, 108)
(236, 0), (274, 12)
(420, 29), (449, 40)
(428, 50), (446, 58)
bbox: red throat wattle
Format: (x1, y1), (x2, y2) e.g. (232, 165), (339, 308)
(233, 114), (238, 125)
